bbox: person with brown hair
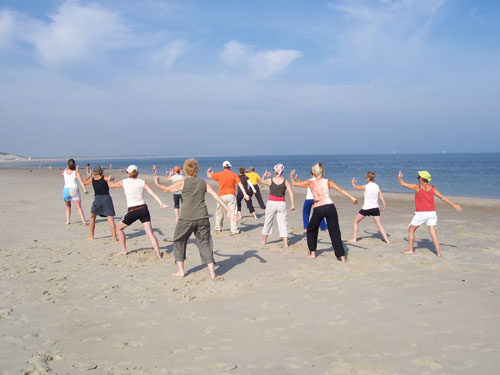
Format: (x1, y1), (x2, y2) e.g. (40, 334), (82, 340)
(62, 158), (88, 225)
(155, 158), (237, 280)
(237, 167), (257, 220)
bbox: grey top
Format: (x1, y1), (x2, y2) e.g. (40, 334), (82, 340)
(180, 177), (209, 220)
(269, 179), (287, 197)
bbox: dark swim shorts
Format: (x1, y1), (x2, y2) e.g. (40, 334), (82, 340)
(122, 204), (151, 225)
(359, 208), (381, 217)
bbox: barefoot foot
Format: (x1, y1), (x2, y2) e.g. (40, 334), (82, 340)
(401, 249), (414, 254)
(116, 250), (127, 256)
(306, 252), (316, 258)
(86, 236), (94, 240)
(172, 271), (185, 278)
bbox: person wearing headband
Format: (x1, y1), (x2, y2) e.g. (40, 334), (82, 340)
(260, 163), (295, 248)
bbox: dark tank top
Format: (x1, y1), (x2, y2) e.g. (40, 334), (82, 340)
(180, 177), (209, 220)
(92, 177), (110, 196)
(269, 179), (286, 197)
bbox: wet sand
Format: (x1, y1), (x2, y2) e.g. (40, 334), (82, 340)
(1, 168), (499, 374)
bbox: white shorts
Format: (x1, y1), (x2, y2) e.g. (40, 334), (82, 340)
(409, 211), (437, 227)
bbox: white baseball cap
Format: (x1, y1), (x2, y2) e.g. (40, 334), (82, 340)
(222, 160), (232, 168)
(126, 165), (138, 173)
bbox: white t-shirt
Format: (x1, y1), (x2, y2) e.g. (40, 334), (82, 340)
(123, 178), (146, 207)
(362, 182), (380, 210)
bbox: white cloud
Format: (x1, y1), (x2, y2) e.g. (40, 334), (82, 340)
(220, 40), (301, 80)
(30, 1), (134, 65)
(0, 10), (15, 49)
(151, 39), (187, 68)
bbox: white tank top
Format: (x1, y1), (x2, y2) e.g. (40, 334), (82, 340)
(123, 178), (146, 207)
(362, 182), (380, 210)
(63, 169), (78, 188)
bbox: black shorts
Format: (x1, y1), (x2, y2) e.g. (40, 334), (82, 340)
(122, 204), (151, 225)
(359, 208), (380, 217)
(173, 194), (183, 209)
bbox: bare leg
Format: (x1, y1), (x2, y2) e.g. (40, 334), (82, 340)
(142, 221), (162, 259)
(262, 235), (268, 245)
(373, 216), (390, 244)
(74, 199), (87, 226)
(172, 261), (186, 277)
(116, 221), (128, 255)
(306, 251), (316, 258)
(87, 214), (96, 239)
(207, 262), (216, 280)
(238, 210), (242, 219)
(402, 225), (419, 254)
(347, 213), (365, 242)
(252, 212), (257, 220)
(107, 216), (118, 241)
(428, 226), (441, 257)
(174, 208), (180, 221)
(283, 237), (289, 248)
(65, 201), (71, 224)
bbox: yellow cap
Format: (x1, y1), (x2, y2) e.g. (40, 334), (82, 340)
(418, 170), (431, 182)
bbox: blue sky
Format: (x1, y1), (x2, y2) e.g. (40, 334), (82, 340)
(1, 0), (499, 157)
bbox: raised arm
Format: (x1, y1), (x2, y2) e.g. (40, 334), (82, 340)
(144, 182), (168, 208)
(433, 187), (462, 212)
(378, 190), (387, 211)
(206, 167), (214, 179)
(285, 179), (295, 211)
(398, 171), (418, 191)
(351, 178), (365, 190)
(289, 169), (311, 188)
(328, 179), (358, 204)
(260, 170), (272, 186)
(154, 175), (185, 194)
(83, 174), (92, 186)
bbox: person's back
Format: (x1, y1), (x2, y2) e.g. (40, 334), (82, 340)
(310, 178), (333, 207)
(64, 169), (78, 188)
(92, 176), (110, 196)
(212, 169), (240, 196)
(123, 178), (145, 207)
(180, 177), (209, 221)
(362, 181), (380, 210)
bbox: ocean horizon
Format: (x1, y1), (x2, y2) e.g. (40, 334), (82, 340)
(4, 152), (500, 199)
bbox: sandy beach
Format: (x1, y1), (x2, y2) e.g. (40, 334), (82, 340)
(1, 167), (499, 374)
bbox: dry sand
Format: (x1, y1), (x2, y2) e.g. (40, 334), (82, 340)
(1, 168), (499, 374)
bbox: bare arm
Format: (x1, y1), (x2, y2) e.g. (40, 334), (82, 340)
(206, 182), (237, 220)
(83, 174), (92, 186)
(289, 170), (311, 188)
(351, 178), (365, 190)
(398, 171), (418, 191)
(378, 190), (387, 211)
(206, 168), (214, 179)
(108, 180), (123, 189)
(285, 179), (295, 211)
(433, 187), (462, 212)
(328, 179), (358, 204)
(260, 170), (272, 186)
(144, 182), (168, 208)
(75, 171), (89, 193)
(154, 175), (184, 193)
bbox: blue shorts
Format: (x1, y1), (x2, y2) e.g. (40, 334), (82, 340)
(63, 187), (81, 202)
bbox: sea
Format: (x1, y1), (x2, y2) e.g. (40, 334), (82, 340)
(5, 153), (500, 199)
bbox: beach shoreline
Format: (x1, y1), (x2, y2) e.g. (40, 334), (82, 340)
(1, 168), (499, 374)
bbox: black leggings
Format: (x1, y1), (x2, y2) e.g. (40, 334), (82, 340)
(237, 190), (255, 213)
(307, 203), (345, 258)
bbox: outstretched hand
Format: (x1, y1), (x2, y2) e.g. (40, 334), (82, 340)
(352, 177), (357, 184)
(456, 205), (463, 212)
(160, 203), (168, 209)
(398, 171), (403, 178)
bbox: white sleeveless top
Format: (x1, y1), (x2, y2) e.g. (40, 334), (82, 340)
(362, 182), (380, 210)
(123, 178), (146, 207)
(63, 169), (78, 188)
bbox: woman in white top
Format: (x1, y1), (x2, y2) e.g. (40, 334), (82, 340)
(109, 165), (168, 259)
(62, 159), (88, 225)
(290, 162), (357, 261)
(348, 171), (389, 244)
